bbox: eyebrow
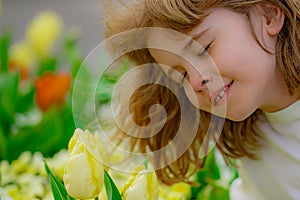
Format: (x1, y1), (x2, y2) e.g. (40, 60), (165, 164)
(183, 28), (210, 51)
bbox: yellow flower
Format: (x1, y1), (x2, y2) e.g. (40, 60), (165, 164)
(0, 151), (53, 199)
(10, 40), (36, 68)
(26, 11), (62, 57)
(123, 166), (159, 200)
(106, 168), (130, 193)
(98, 188), (108, 200)
(159, 182), (191, 200)
(10, 151), (32, 174)
(63, 129), (105, 199)
(45, 150), (68, 180)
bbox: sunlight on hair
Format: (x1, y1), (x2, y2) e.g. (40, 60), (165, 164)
(72, 27), (226, 173)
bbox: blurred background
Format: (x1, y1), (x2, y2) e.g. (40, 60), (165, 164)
(0, 1), (117, 198)
(0, 0), (111, 162)
(0, 0), (104, 55)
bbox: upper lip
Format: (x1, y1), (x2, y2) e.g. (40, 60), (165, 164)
(210, 80), (233, 104)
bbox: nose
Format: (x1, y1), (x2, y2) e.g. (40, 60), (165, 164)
(188, 70), (211, 92)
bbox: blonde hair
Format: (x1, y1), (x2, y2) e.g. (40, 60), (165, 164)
(103, 0), (300, 185)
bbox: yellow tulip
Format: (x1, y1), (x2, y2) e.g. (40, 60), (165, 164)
(123, 166), (159, 200)
(159, 182), (191, 200)
(10, 40), (36, 69)
(63, 129), (105, 199)
(98, 187), (108, 200)
(26, 11), (62, 57)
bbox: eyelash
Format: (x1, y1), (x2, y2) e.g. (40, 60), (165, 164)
(198, 43), (211, 57)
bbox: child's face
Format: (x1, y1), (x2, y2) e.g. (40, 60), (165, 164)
(148, 8), (292, 121)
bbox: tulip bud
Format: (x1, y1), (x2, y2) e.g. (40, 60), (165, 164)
(26, 11), (62, 57)
(63, 129), (105, 199)
(123, 166), (159, 200)
(10, 40), (36, 70)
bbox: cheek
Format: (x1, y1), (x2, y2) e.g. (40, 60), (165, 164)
(183, 86), (210, 111)
(210, 27), (266, 74)
(212, 40), (274, 79)
(212, 40), (249, 71)
(183, 86), (202, 108)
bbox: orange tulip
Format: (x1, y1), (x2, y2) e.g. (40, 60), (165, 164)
(35, 71), (71, 111)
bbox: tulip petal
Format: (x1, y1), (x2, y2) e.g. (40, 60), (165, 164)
(63, 129), (104, 199)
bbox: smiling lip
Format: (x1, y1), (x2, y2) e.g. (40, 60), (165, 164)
(211, 80), (234, 105)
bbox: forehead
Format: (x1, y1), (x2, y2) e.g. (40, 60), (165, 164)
(147, 8), (249, 56)
(147, 28), (189, 55)
(146, 8), (219, 53)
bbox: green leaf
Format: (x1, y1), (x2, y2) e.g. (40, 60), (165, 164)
(196, 149), (220, 183)
(0, 72), (20, 134)
(44, 161), (75, 200)
(96, 78), (115, 105)
(38, 57), (57, 75)
(15, 84), (35, 113)
(104, 170), (122, 200)
(0, 127), (7, 159)
(5, 106), (75, 161)
(0, 32), (10, 73)
(209, 187), (229, 200)
(196, 185), (229, 200)
(0, 72), (36, 139)
(191, 149), (223, 199)
(95, 65), (128, 105)
(196, 185), (212, 200)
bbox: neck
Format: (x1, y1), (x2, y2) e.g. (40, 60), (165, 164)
(261, 90), (299, 113)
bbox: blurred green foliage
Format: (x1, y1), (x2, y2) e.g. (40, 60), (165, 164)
(0, 32), (76, 162)
(190, 149), (238, 200)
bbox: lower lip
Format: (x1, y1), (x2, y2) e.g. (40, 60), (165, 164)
(214, 81), (233, 106)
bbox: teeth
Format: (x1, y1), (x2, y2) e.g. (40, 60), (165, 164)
(219, 90), (225, 98)
(214, 86), (229, 105)
(214, 96), (222, 105)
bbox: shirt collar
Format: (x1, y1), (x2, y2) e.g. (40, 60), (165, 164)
(263, 100), (300, 124)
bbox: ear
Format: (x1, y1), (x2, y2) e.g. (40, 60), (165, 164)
(260, 4), (285, 36)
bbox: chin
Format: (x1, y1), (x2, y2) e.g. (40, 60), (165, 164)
(225, 110), (254, 122)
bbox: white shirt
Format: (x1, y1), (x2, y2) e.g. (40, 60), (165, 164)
(230, 100), (300, 200)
